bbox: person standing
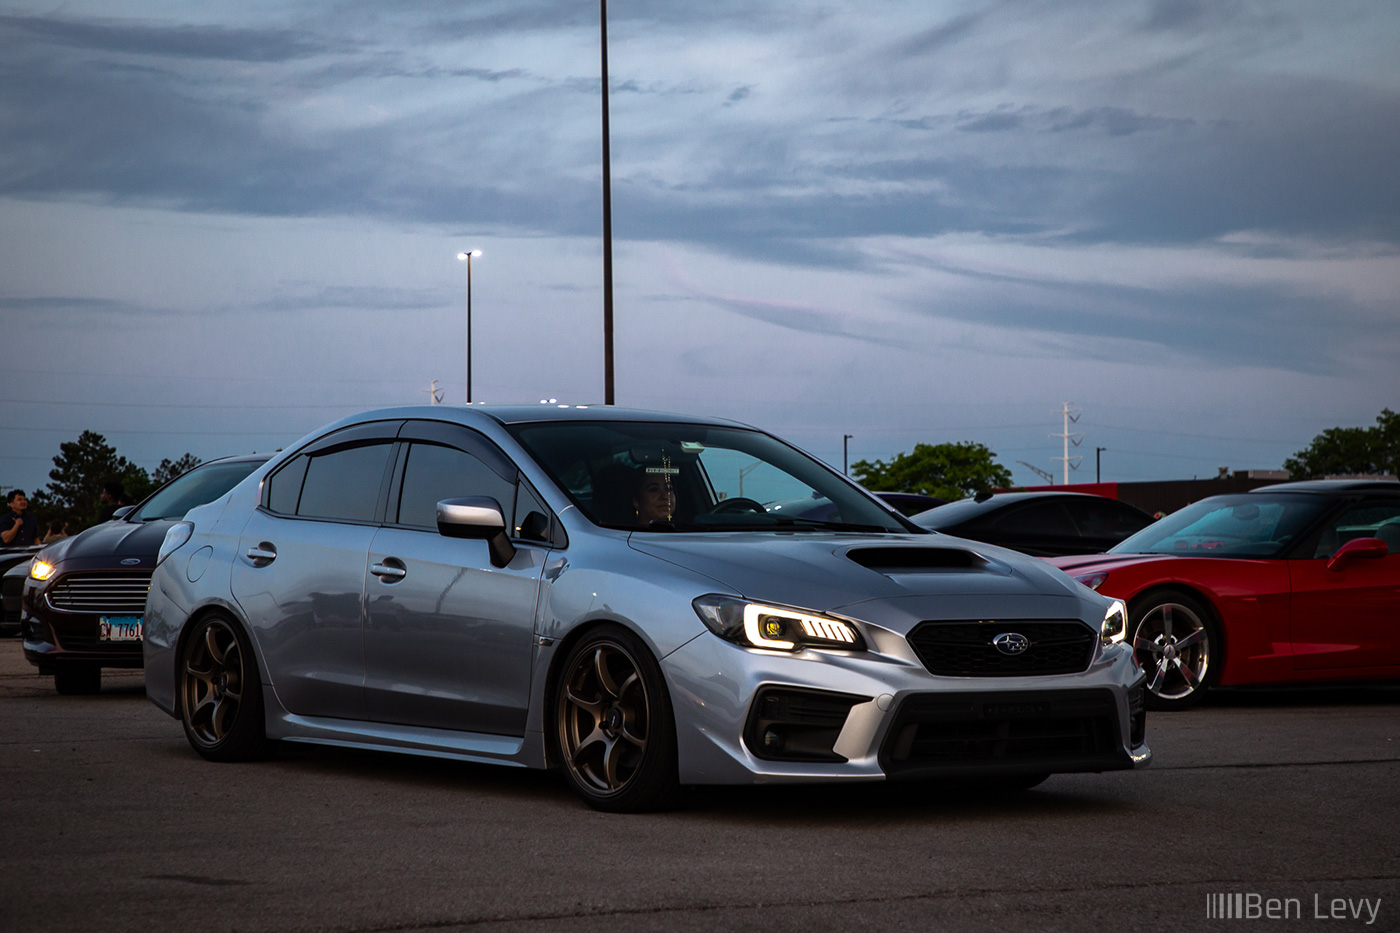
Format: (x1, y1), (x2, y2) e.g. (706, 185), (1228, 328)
(1, 490), (39, 547)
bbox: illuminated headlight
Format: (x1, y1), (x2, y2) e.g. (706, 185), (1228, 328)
(1075, 572), (1107, 591)
(29, 558), (56, 582)
(692, 595), (866, 652)
(1101, 599), (1128, 646)
(156, 522), (194, 567)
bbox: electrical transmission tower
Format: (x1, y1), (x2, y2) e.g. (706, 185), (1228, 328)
(1052, 402), (1083, 485)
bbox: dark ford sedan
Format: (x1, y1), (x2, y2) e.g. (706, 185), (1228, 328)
(913, 491), (1155, 557)
(22, 454), (269, 693)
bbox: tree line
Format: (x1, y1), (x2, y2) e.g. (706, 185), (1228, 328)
(21, 431), (200, 533)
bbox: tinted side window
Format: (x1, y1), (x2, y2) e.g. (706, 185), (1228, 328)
(1064, 499), (1151, 538)
(267, 455), (309, 515)
(297, 444), (394, 522)
(999, 502), (1077, 536)
(1313, 499), (1400, 558)
(396, 443), (517, 529)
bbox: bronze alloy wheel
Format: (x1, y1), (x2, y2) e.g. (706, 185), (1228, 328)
(180, 614), (268, 761)
(554, 626), (679, 811)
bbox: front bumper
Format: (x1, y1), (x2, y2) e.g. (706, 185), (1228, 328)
(663, 633), (1150, 784)
(20, 577), (146, 672)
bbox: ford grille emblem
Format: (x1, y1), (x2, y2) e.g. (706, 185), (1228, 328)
(120, 558), (142, 566)
(993, 632), (1030, 655)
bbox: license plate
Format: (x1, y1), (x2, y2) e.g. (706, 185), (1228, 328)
(99, 616), (143, 642)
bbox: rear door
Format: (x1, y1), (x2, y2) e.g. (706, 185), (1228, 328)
(362, 421), (549, 736)
(231, 421), (401, 719)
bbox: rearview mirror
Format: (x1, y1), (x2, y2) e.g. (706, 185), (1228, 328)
(436, 497), (516, 568)
(1325, 536), (1388, 572)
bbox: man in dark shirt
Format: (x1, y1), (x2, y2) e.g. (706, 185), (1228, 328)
(1, 490), (39, 547)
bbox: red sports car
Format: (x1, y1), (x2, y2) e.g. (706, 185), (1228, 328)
(1049, 480), (1400, 710)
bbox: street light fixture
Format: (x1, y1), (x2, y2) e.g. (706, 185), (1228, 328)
(456, 250), (481, 403)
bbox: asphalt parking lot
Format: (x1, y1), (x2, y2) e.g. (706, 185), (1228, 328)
(1, 638), (1396, 933)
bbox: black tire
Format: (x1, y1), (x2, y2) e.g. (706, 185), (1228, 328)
(1130, 590), (1220, 711)
(53, 663), (101, 695)
(553, 625), (680, 812)
(179, 613), (270, 761)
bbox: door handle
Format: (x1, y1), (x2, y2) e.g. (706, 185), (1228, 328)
(246, 544), (277, 563)
(371, 561), (407, 581)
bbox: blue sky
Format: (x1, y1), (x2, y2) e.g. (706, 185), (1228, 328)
(1, 0), (1397, 495)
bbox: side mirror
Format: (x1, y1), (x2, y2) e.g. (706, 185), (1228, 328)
(436, 497), (516, 568)
(112, 506), (135, 520)
(1325, 536), (1388, 572)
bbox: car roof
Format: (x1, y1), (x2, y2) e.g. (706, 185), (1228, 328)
(961, 491), (1134, 507)
(336, 404), (755, 430)
(1249, 479), (1400, 495)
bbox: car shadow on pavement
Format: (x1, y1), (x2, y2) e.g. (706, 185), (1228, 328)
(1203, 684), (1400, 708)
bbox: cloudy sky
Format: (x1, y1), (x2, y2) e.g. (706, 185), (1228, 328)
(2, 0), (1397, 497)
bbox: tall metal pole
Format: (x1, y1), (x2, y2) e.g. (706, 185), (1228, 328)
(457, 250), (480, 403)
(1096, 446), (1106, 483)
(843, 434), (853, 475)
(466, 251), (473, 404)
(600, 0), (615, 405)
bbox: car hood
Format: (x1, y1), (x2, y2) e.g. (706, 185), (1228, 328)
(1047, 553), (1172, 575)
(629, 533), (1089, 631)
(50, 518), (172, 569)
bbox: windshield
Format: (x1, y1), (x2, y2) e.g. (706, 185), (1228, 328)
(507, 421), (916, 534)
(1109, 494), (1330, 558)
(130, 459), (266, 522)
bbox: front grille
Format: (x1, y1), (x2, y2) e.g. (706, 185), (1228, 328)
(907, 620), (1095, 676)
(880, 689), (1128, 778)
(46, 571), (153, 615)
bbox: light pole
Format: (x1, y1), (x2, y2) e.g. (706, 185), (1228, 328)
(1096, 447), (1106, 483)
(843, 434), (853, 475)
(456, 250), (481, 403)
(600, 0), (615, 404)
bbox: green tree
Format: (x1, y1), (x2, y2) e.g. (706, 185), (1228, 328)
(30, 431), (153, 531)
(1284, 409), (1400, 478)
(851, 441), (1013, 501)
(153, 453), (202, 486)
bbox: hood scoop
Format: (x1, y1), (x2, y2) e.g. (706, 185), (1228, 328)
(846, 546), (989, 574)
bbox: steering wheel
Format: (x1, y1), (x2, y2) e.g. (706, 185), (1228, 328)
(707, 497), (768, 515)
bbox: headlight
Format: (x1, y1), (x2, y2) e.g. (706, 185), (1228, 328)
(156, 522), (194, 566)
(1101, 599), (1128, 646)
(692, 594), (866, 652)
(29, 557), (56, 582)
(1075, 572), (1107, 591)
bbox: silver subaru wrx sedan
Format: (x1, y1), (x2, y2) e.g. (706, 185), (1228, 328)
(144, 406), (1150, 811)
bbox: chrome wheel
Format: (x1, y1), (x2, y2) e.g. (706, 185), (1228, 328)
(1132, 595), (1214, 710)
(554, 626), (679, 811)
(183, 618), (246, 745)
(559, 641), (650, 795)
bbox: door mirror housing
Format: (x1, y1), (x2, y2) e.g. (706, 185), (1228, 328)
(1325, 536), (1388, 572)
(436, 497), (516, 568)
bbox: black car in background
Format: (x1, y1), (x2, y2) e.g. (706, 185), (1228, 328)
(764, 491), (946, 522)
(22, 454), (270, 693)
(912, 491), (1155, 557)
(1, 545), (43, 635)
